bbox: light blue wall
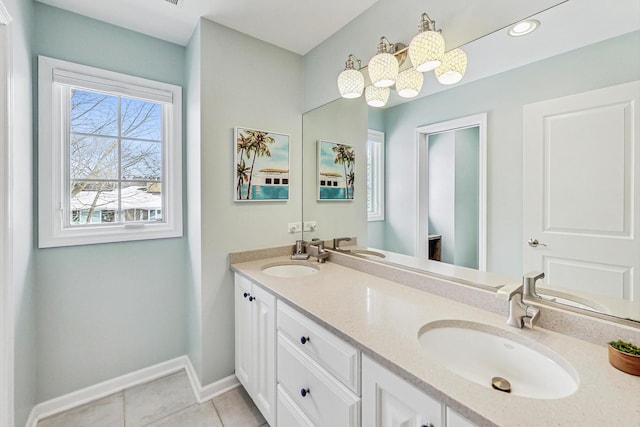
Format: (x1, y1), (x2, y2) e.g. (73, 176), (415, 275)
(195, 18), (303, 385)
(4, 0), (36, 424)
(33, 3), (188, 402)
(367, 109), (386, 249)
(454, 127), (479, 269)
(185, 21), (203, 383)
(380, 31), (640, 278)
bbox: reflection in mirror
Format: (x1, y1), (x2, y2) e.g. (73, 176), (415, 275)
(302, 1), (640, 322)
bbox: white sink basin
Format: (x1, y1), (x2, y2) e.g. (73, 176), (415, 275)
(538, 290), (610, 314)
(261, 262), (320, 278)
(418, 320), (578, 399)
(351, 249), (386, 259)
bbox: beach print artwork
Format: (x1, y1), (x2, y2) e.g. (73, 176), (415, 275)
(318, 140), (355, 200)
(235, 127), (290, 201)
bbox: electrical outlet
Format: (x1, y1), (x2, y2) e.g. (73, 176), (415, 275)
(303, 221), (317, 232)
(288, 222), (302, 233)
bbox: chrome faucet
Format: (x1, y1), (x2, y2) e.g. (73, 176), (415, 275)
(497, 282), (541, 329)
(307, 239), (329, 263)
(291, 239), (310, 260)
(523, 271), (544, 299)
(333, 237), (352, 250)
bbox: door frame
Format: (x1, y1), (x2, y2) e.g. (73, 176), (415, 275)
(415, 113), (487, 270)
(0, 1), (13, 426)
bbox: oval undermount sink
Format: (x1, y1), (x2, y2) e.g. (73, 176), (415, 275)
(538, 290), (610, 314)
(261, 262), (320, 278)
(351, 249), (386, 259)
(418, 320), (578, 399)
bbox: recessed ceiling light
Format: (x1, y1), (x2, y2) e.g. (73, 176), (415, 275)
(508, 20), (540, 37)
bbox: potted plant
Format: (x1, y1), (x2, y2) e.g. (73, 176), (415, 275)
(608, 340), (640, 376)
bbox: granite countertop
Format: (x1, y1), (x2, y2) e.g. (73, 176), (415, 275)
(231, 255), (640, 427)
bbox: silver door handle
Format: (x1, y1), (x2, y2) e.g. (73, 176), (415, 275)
(527, 238), (547, 248)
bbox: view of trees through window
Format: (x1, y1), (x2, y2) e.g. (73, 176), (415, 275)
(69, 88), (164, 225)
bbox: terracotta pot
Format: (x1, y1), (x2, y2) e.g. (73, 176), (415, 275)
(608, 344), (640, 376)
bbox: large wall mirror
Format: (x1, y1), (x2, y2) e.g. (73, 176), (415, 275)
(301, 1), (640, 322)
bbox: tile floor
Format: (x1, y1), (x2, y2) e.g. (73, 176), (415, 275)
(37, 370), (268, 427)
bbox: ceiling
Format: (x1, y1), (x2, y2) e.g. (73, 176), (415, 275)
(32, 0), (575, 56)
(34, 0), (380, 55)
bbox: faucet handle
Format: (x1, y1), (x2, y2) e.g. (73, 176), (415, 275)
(496, 283), (523, 301)
(523, 306), (540, 329)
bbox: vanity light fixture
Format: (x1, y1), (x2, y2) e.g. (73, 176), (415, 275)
(336, 11), (469, 106)
(408, 13), (445, 72)
(435, 48), (467, 85)
(337, 54), (365, 98)
(368, 37), (401, 88)
(508, 19), (540, 37)
(365, 85), (390, 108)
(395, 67), (423, 98)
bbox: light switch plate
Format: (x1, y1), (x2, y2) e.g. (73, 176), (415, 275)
(288, 222), (302, 233)
(303, 221), (317, 232)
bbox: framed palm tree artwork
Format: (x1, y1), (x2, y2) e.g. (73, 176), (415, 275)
(317, 140), (355, 201)
(234, 127), (290, 201)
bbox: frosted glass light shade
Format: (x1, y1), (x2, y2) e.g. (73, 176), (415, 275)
(435, 48), (467, 85)
(337, 69), (365, 98)
(365, 86), (390, 108)
(408, 30), (445, 72)
(395, 68), (423, 98)
(368, 52), (399, 88)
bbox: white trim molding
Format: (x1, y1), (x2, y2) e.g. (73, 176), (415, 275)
(415, 113), (488, 270)
(38, 55), (183, 248)
(25, 356), (240, 427)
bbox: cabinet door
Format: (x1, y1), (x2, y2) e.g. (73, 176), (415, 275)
(446, 407), (476, 427)
(234, 274), (253, 391)
(251, 284), (276, 426)
(362, 355), (443, 427)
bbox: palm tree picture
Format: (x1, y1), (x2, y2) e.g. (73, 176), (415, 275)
(318, 140), (355, 200)
(234, 127), (290, 201)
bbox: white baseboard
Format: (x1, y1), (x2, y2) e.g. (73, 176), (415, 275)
(25, 355), (239, 427)
(184, 358), (240, 402)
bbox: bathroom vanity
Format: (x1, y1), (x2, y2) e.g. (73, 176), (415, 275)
(231, 250), (639, 426)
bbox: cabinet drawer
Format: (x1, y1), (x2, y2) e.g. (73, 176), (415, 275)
(278, 333), (360, 427)
(277, 301), (360, 394)
(277, 384), (315, 427)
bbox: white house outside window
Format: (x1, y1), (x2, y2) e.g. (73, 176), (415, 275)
(367, 129), (385, 221)
(38, 56), (183, 247)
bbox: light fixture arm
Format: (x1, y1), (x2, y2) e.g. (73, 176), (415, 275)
(344, 54), (361, 70)
(376, 37), (394, 54)
(418, 12), (439, 33)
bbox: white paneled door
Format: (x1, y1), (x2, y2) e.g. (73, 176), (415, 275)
(523, 81), (640, 301)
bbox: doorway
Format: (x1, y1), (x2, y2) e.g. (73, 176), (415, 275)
(416, 113), (487, 271)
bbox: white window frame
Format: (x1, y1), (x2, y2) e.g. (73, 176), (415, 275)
(38, 56), (183, 248)
(367, 129), (385, 222)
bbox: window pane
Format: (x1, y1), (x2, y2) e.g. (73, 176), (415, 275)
(121, 139), (162, 181)
(121, 181), (163, 223)
(70, 181), (118, 224)
(71, 89), (118, 136)
(121, 97), (162, 140)
(70, 135), (119, 180)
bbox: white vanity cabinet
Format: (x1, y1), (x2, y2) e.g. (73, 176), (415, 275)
(362, 355), (442, 427)
(234, 273), (276, 426)
(362, 355), (476, 427)
(276, 301), (361, 427)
